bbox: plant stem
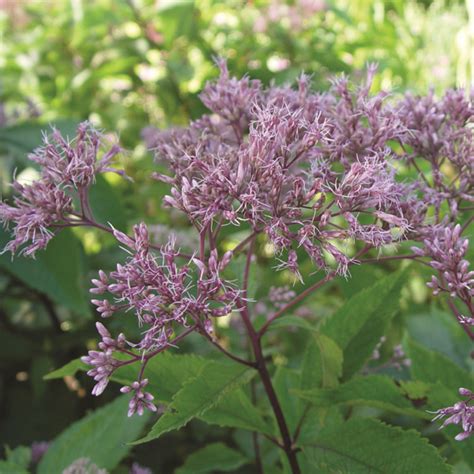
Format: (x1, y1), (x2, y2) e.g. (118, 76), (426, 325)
(244, 238), (264, 473)
(251, 378), (264, 474)
(253, 335), (301, 474)
(239, 302), (301, 474)
(199, 329), (256, 368)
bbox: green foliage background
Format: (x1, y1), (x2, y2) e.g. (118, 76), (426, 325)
(0, 1), (473, 473)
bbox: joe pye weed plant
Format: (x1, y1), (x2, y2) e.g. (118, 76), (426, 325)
(1, 62), (473, 473)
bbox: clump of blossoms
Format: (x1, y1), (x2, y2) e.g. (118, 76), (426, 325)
(0, 122), (123, 256)
(1, 62), (473, 469)
(83, 223), (238, 414)
(147, 63), (415, 281)
(431, 388), (474, 441)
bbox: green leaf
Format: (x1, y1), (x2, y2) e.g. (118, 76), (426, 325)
(0, 119), (78, 156)
(37, 395), (150, 474)
(5, 446), (31, 469)
(0, 461), (29, 474)
(400, 379), (474, 470)
(273, 367), (303, 434)
(298, 335), (344, 451)
(51, 352), (271, 435)
(453, 462), (473, 474)
(175, 442), (249, 474)
(406, 309), (471, 369)
(88, 174), (127, 231)
(398, 380), (432, 400)
(267, 315), (316, 332)
(301, 333), (343, 390)
(47, 353), (272, 436)
(294, 375), (430, 420)
(337, 263), (385, 299)
(405, 340), (474, 468)
(322, 268), (407, 379)
(44, 358), (88, 380)
(0, 228), (90, 316)
(302, 418), (450, 473)
(297, 406), (344, 447)
(200, 389), (273, 436)
(115, 353), (272, 435)
(134, 361), (255, 444)
(406, 338), (472, 390)
(113, 352), (207, 403)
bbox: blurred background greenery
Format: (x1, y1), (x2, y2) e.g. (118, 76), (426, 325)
(0, 1), (473, 472)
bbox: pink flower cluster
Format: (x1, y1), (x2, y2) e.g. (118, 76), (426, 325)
(90, 224), (238, 349)
(83, 223), (239, 414)
(432, 388), (474, 441)
(397, 89), (474, 214)
(0, 122), (122, 256)
(413, 224), (473, 306)
(147, 63), (422, 280)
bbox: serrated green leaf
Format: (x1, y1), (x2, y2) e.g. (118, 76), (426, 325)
(134, 361), (255, 444)
(298, 334), (344, 453)
(302, 418), (450, 473)
(113, 351), (207, 403)
(46, 353), (272, 435)
(116, 352), (271, 436)
(405, 340), (474, 468)
(322, 269), (407, 379)
(301, 333), (343, 390)
(0, 228), (90, 316)
(200, 389), (273, 435)
(37, 395), (149, 474)
(175, 442), (249, 474)
(294, 375), (430, 420)
(398, 380), (432, 400)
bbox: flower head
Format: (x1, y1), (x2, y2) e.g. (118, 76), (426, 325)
(0, 121), (123, 256)
(120, 379), (157, 417)
(431, 388), (474, 441)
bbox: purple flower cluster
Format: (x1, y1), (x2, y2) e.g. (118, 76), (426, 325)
(432, 388), (474, 441)
(413, 224), (473, 300)
(0, 122), (122, 256)
(412, 224), (474, 330)
(81, 322), (126, 396)
(397, 89), (474, 215)
(120, 379), (157, 417)
(82, 223), (239, 415)
(90, 224), (237, 346)
(146, 62), (420, 279)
